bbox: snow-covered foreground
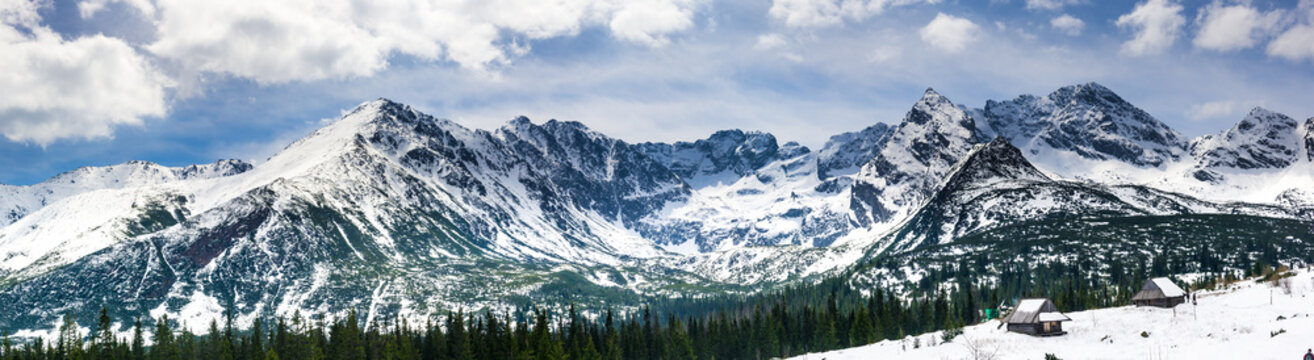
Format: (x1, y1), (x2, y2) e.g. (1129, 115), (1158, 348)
(793, 269), (1314, 360)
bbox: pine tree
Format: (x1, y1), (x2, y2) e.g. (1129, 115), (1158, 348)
(529, 309), (562, 360)
(2, 329), (13, 360)
(132, 317), (147, 360)
(602, 310), (621, 360)
(662, 318), (694, 360)
(249, 319), (264, 360)
(445, 311), (473, 360)
(152, 315), (179, 360)
(328, 311), (366, 360)
(848, 306), (875, 347)
(179, 330), (198, 360)
(93, 307), (116, 360)
(58, 312), (85, 360)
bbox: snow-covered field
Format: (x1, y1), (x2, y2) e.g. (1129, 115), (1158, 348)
(793, 268), (1314, 360)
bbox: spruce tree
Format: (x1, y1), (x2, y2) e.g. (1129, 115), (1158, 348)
(152, 315), (178, 360)
(58, 312), (84, 360)
(445, 311), (473, 360)
(132, 317), (146, 360)
(93, 307), (116, 360)
(328, 311), (366, 360)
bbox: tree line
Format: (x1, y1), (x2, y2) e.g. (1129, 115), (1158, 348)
(0, 280), (1009, 360)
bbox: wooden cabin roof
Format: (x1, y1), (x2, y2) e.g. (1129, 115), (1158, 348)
(1001, 298), (1071, 324)
(1132, 277), (1187, 301)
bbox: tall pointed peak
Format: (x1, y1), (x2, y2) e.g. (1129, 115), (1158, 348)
(1077, 81), (1111, 92)
(941, 136), (1049, 187)
(919, 87), (950, 105)
(1047, 81), (1128, 106)
(1236, 107), (1296, 130)
(509, 115), (532, 125)
(1243, 106), (1286, 120)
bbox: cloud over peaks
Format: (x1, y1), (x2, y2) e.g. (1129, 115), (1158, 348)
(768, 0), (936, 28)
(0, 0), (169, 145)
(146, 0), (705, 84)
(920, 12), (978, 53)
(1267, 1), (1314, 62)
(1193, 1), (1284, 52)
(1050, 14), (1085, 36)
(1116, 0), (1186, 56)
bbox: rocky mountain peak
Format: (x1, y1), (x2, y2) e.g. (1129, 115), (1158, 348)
(1049, 82), (1121, 106)
(940, 137), (1050, 189)
(817, 122), (894, 178)
(910, 88), (969, 125)
(637, 129), (784, 185)
(176, 159), (254, 180)
(979, 82), (1186, 169)
(1304, 117), (1314, 162)
(1189, 107), (1305, 181)
(849, 89), (983, 226)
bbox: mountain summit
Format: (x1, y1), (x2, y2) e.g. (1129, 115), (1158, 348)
(1, 85), (1310, 333)
(979, 82), (1187, 170)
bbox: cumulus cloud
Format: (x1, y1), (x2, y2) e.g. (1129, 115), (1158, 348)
(0, 0), (170, 145)
(919, 12), (978, 53)
(1193, 1), (1284, 52)
(1185, 100), (1238, 121)
(754, 33), (787, 50)
(78, 0), (155, 18)
(1267, 1), (1314, 61)
(1026, 0), (1082, 11)
(1050, 14), (1085, 36)
(1116, 0), (1186, 56)
(143, 0), (703, 84)
(610, 0), (696, 46)
(767, 0), (936, 28)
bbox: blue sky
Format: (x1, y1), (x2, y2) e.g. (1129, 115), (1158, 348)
(1, 0), (1311, 185)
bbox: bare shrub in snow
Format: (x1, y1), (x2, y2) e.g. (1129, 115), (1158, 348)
(958, 335), (999, 360)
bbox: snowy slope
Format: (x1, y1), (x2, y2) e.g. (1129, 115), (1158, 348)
(850, 88), (983, 228)
(978, 82), (1188, 170)
(0, 159), (249, 226)
(0, 99), (724, 331)
(2, 84), (1312, 334)
(816, 122), (894, 178)
(638, 129), (787, 188)
(636, 142), (862, 252)
(976, 85), (1313, 208)
(1191, 107), (1306, 175)
(794, 268), (1314, 360)
(874, 137), (1304, 253)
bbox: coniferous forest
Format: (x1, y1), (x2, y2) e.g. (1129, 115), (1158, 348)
(3, 215), (1307, 360)
(0, 269), (1221, 360)
(0, 266), (1302, 360)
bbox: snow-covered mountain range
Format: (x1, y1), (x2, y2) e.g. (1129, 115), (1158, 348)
(1, 82), (1311, 331)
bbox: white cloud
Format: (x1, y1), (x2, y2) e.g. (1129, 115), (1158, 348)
(1268, 25), (1314, 61)
(78, 0), (155, 18)
(867, 44), (901, 63)
(1050, 14), (1085, 36)
(145, 0), (703, 85)
(1193, 1), (1284, 52)
(0, 0), (170, 145)
(767, 0), (936, 28)
(1185, 100), (1237, 121)
(1267, 1), (1314, 61)
(919, 12), (978, 53)
(1116, 0), (1186, 56)
(755, 33), (787, 50)
(610, 0), (696, 46)
(1026, 0), (1082, 11)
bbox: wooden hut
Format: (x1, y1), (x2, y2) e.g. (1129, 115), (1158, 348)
(1132, 277), (1187, 307)
(1000, 298), (1070, 336)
